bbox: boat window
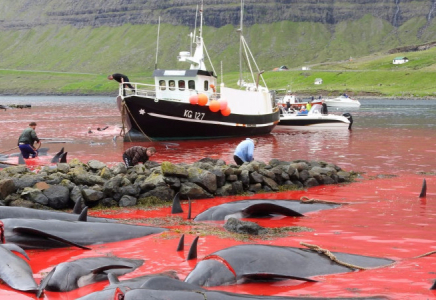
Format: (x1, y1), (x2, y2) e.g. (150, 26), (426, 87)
(169, 80), (175, 91)
(178, 80), (185, 91)
(204, 81), (209, 91)
(159, 80), (166, 90)
(188, 80), (195, 90)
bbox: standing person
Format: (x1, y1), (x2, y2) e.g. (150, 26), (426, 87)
(17, 122), (40, 159)
(123, 146), (156, 167)
(233, 138), (258, 165)
(108, 73), (135, 95)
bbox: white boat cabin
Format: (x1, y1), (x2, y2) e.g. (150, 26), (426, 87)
(154, 69), (218, 102)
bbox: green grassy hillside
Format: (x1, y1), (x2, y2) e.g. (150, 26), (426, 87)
(2, 14), (436, 97)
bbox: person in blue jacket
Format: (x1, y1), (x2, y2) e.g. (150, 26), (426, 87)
(233, 138), (259, 165)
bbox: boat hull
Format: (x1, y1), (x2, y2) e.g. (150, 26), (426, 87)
(121, 96), (280, 140)
(324, 97), (361, 108)
(278, 114), (350, 128)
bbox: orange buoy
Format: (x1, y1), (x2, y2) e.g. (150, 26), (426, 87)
(198, 94), (208, 106)
(189, 95), (199, 105)
(221, 107), (231, 116)
(209, 100), (220, 112)
(219, 98), (228, 111)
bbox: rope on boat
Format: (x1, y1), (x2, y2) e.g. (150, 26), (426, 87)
(413, 250), (436, 258)
(300, 196), (345, 205)
(121, 100), (154, 143)
(300, 242), (368, 270)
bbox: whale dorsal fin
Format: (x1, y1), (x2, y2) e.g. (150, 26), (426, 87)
(241, 272), (317, 282)
(177, 234), (185, 252)
(171, 192), (183, 214)
(108, 273), (120, 284)
(187, 236), (199, 260)
(241, 203), (304, 218)
(37, 266), (57, 298)
(78, 206), (88, 222)
(419, 178), (427, 198)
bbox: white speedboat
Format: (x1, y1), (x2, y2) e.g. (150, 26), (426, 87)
(276, 89), (322, 110)
(278, 103), (353, 129)
(116, 1), (279, 140)
(324, 95), (361, 108)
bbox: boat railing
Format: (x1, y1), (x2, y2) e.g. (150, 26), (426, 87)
(119, 82), (222, 102)
(119, 82), (157, 98)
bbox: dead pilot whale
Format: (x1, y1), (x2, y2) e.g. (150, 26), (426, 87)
(184, 244), (394, 287)
(121, 289), (389, 300)
(193, 199), (341, 221)
(75, 271), (182, 300)
(38, 256), (144, 294)
(0, 202), (116, 223)
(0, 244), (38, 293)
(0, 219), (167, 250)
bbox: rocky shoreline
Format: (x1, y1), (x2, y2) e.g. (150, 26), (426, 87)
(0, 158), (354, 210)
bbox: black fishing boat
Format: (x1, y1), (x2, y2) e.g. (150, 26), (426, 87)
(116, 1), (279, 140)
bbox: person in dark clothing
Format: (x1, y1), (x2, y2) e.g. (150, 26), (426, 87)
(108, 73), (135, 95)
(17, 122), (40, 159)
(123, 146), (156, 167)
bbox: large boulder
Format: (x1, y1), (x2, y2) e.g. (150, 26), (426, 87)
(179, 182), (213, 199)
(43, 185), (70, 209)
(0, 179), (16, 200)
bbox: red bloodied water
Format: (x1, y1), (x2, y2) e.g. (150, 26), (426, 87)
(0, 96), (436, 299)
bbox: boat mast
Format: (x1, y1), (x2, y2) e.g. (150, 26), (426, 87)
(154, 16), (161, 70)
(238, 0), (244, 86)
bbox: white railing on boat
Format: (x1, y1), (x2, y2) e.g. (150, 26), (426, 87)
(118, 82), (221, 102)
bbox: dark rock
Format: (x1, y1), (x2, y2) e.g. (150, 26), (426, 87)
(231, 181), (244, 195)
(139, 185), (174, 202)
(163, 176), (181, 189)
(13, 175), (41, 189)
(249, 171), (263, 183)
(262, 176), (279, 191)
(101, 198), (118, 207)
(82, 188), (104, 203)
(119, 195), (137, 207)
(224, 217), (268, 235)
(248, 183), (262, 193)
(187, 167), (217, 194)
(43, 185), (70, 209)
(179, 182), (213, 199)
(0, 179), (16, 200)
(211, 168), (225, 188)
(21, 187), (49, 205)
(215, 183), (234, 196)
(304, 177), (320, 188)
(299, 169), (310, 182)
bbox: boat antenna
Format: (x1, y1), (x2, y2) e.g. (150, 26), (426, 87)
(220, 60), (223, 86)
(199, 1), (203, 41)
(192, 5), (198, 54)
(155, 16), (161, 70)
(238, 0), (244, 86)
